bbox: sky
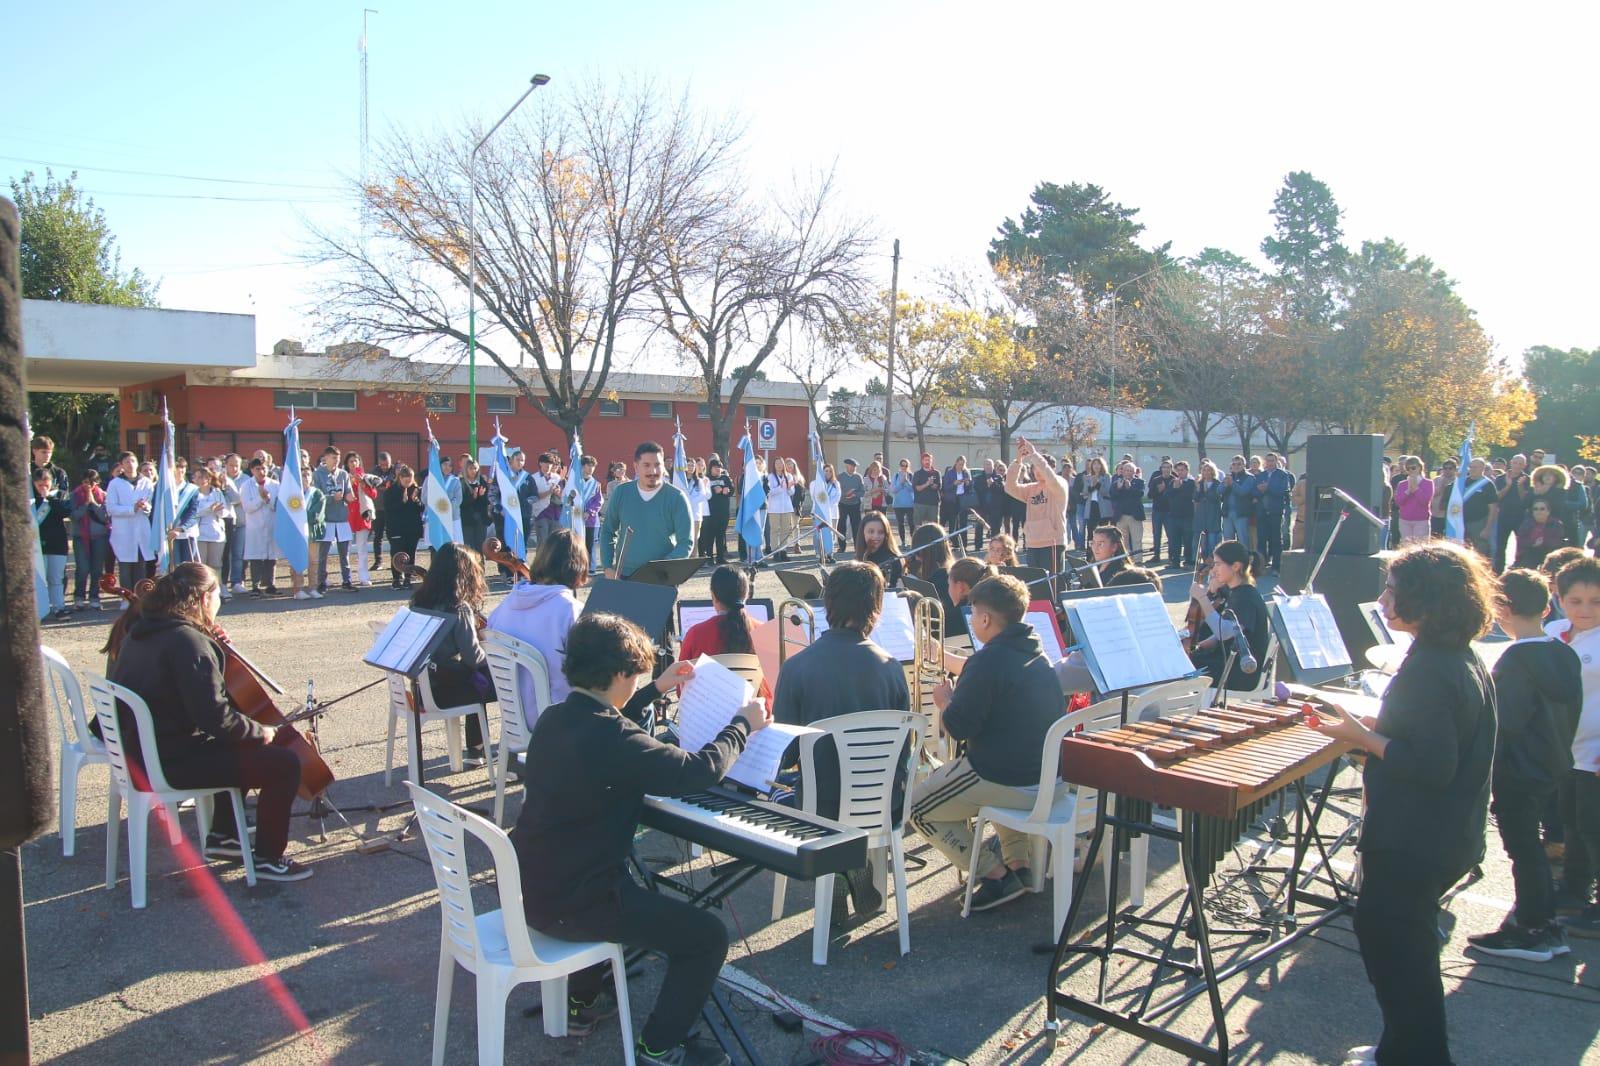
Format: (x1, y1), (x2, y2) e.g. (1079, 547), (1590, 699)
(5, 0), (1597, 384)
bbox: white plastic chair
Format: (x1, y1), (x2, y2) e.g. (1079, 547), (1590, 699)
(481, 631), (550, 825)
(87, 673), (256, 909)
(770, 710), (923, 965)
(1130, 677), (1213, 722)
(43, 645), (106, 857)
(405, 782), (635, 1066)
(711, 653), (765, 696)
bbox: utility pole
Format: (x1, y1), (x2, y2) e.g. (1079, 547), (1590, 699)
(881, 238), (900, 462)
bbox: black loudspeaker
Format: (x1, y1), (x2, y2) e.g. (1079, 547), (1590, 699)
(1277, 549), (1390, 674)
(1304, 434), (1386, 556)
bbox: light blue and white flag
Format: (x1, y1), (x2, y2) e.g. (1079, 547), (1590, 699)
(26, 412), (48, 620)
(1444, 424), (1483, 544)
(147, 398), (179, 572)
(809, 424), (825, 479)
(424, 420), (456, 551)
(672, 416), (691, 498)
(491, 419), (526, 561)
(566, 427), (589, 537)
(736, 425), (766, 562)
(274, 409), (310, 572)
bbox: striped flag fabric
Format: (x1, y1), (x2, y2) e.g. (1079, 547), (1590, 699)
(147, 398), (179, 572)
(274, 410), (311, 573)
(672, 416), (691, 498)
(809, 424), (825, 478)
(424, 420), (456, 550)
(567, 427), (587, 536)
(492, 419), (526, 561)
(737, 426), (767, 562)
(26, 412), (49, 620)
(1444, 424), (1478, 544)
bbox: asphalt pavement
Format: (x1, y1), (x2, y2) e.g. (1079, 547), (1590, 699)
(22, 556), (1600, 1065)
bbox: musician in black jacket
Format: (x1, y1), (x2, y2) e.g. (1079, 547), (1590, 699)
(1310, 541), (1497, 1066)
(514, 613), (768, 1066)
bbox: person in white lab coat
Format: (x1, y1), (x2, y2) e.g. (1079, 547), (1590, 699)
(240, 457), (281, 594)
(105, 451), (154, 591)
(810, 463), (842, 563)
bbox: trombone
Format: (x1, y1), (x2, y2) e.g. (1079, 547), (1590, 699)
(910, 593), (952, 764)
(776, 596), (817, 668)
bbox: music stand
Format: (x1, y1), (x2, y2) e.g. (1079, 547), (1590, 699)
(678, 598), (775, 635)
(902, 574), (939, 600)
(1269, 593), (1354, 688)
(581, 577), (679, 648)
(629, 556), (706, 588)
(363, 606), (458, 679)
(776, 569), (824, 601)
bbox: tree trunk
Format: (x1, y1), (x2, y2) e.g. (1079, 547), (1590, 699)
(997, 422), (1012, 461)
(914, 418), (928, 458)
(710, 408), (733, 468)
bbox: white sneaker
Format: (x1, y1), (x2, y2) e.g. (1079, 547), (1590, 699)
(310, 590), (325, 599)
(231, 582), (247, 594)
(358, 580), (373, 588)
(293, 590), (311, 600)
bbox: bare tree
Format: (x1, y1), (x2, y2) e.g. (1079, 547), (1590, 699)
(649, 170), (872, 459)
(778, 325), (853, 426)
(306, 79), (738, 442)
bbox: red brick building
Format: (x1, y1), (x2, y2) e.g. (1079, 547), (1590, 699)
(114, 342), (814, 472)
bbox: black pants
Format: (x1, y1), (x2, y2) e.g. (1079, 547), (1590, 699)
(1167, 515), (1194, 567)
(893, 506), (913, 542)
(157, 739), (300, 860)
(1559, 769), (1600, 901)
(1257, 508), (1284, 569)
(428, 662), (496, 750)
(221, 517), (238, 586)
(537, 877), (728, 1050)
(1492, 785), (1555, 927)
(1149, 510), (1167, 559)
(698, 511), (728, 562)
(838, 504), (862, 545)
(1354, 849), (1461, 1066)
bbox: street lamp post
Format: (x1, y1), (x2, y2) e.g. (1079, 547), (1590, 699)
(1106, 263), (1167, 459)
(467, 73), (550, 454)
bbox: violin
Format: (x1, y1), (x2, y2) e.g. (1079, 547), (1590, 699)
(100, 573), (335, 800)
(479, 536), (531, 583)
(1181, 560), (1216, 655)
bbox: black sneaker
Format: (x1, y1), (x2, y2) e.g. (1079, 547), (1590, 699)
(1552, 882), (1591, 915)
(969, 868), (1028, 912)
(1559, 903), (1600, 938)
(564, 991), (618, 1037)
(253, 856), (313, 882)
(203, 830), (253, 858)
(637, 1035), (730, 1066)
(1467, 922), (1570, 961)
(462, 746), (487, 769)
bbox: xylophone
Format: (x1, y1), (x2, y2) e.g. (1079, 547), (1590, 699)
(1047, 692), (1360, 1066)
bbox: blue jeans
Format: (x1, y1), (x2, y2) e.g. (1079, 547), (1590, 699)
(44, 554), (67, 612)
(1166, 515), (1194, 566)
(1221, 512), (1248, 543)
(74, 536), (109, 602)
(1068, 507), (1086, 551)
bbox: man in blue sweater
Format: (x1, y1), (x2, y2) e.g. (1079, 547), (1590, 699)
(600, 441), (694, 578)
(910, 573), (1067, 911)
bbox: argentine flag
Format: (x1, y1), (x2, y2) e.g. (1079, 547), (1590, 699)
(736, 427), (767, 562)
(424, 422), (456, 550)
(492, 420), (527, 561)
(809, 424), (825, 478)
(147, 398), (179, 572)
(274, 410), (310, 573)
(567, 428), (588, 537)
(1443, 425), (1479, 544)
(672, 416), (691, 498)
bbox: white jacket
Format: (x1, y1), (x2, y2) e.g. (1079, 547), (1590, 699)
(106, 475), (154, 562)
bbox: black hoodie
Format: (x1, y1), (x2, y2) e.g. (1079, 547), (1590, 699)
(108, 614), (265, 766)
(943, 621), (1064, 786)
(1491, 636), (1583, 794)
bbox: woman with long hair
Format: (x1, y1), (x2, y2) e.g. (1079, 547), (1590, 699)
(891, 458), (917, 542)
(678, 565), (775, 705)
(810, 462), (842, 563)
(412, 543), (497, 764)
(854, 509), (903, 588)
(1185, 538), (1270, 691)
(1309, 542), (1496, 1066)
(105, 562), (311, 880)
(1194, 459), (1225, 560)
(1080, 456), (1110, 531)
(382, 465), (424, 587)
(342, 451), (377, 588)
(906, 522), (967, 637)
(985, 532), (1020, 568)
(486, 528), (588, 725)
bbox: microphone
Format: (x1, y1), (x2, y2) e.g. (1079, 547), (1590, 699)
(1224, 609), (1258, 673)
(1330, 487), (1386, 531)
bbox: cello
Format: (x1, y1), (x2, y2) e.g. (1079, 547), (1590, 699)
(100, 572), (336, 800)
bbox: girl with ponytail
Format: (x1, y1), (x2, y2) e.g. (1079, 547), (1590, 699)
(1186, 538), (1271, 690)
(679, 565), (772, 703)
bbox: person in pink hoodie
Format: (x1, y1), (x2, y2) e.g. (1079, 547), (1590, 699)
(485, 529), (588, 731)
(1393, 456), (1435, 544)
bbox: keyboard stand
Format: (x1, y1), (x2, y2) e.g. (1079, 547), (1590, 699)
(631, 850), (770, 1066)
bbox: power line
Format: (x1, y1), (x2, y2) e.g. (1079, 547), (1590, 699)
(0, 153), (344, 191)
(80, 187), (344, 204)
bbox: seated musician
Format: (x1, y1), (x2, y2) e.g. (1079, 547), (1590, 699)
(105, 562), (310, 881)
(412, 543), (496, 766)
(1054, 566), (1165, 698)
(1185, 539), (1270, 691)
(773, 561), (911, 918)
(486, 528), (587, 732)
(910, 574), (1066, 912)
(1088, 524), (1129, 585)
(853, 510), (904, 588)
(514, 613), (767, 1066)
(907, 523), (965, 636)
(678, 565), (773, 704)
(1307, 541), (1496, 1066)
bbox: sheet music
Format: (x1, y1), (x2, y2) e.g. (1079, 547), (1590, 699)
(1025, 610), (1065, 662)
(679, 602), (772, 634)
(675, 655), (754, 754)
(1274, 594), (1352, 669)
(364, 608), (448, 674)
(870, 593), (917, 662)
(724, 722), (819, 792)
(1067, 592), (1191, 693)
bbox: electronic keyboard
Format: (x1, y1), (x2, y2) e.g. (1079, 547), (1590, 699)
(642, 786), (868, 881)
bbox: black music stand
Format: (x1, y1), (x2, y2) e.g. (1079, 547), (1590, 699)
(901, 574), (939, 601)
(775, 568), (824, 601)
(629, 556), (706, 588)
(581, 577), (679, 648)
